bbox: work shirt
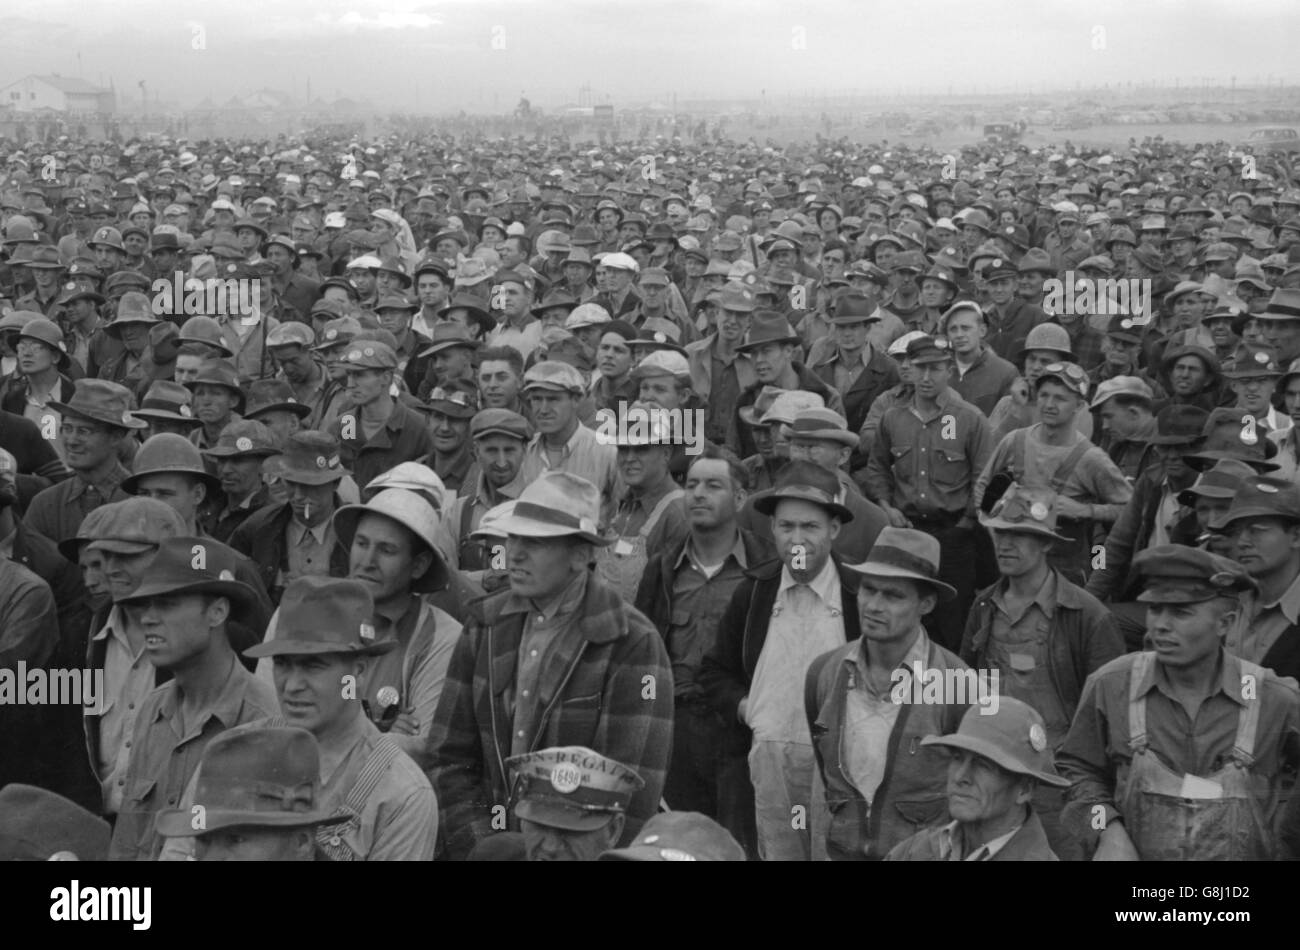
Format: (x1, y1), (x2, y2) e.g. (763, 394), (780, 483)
(987, 571), (1071, 743)
(935, 818), (1025, 861)
(108, 659), (279, 861)
(606, 475), (688, 550)
(1058, 649), (1300, 834)
(487, 317), (542, 361)
(747, 559), (846, 744)
(949, 345), (1019, 416)
(667, 532), (750, 700)
(865, 388), (994, 520)
(23, 460), (132, 545)
(334, 400), (435, 493)
(507, 570), (590, 756)
(829, 346), (872, 395)
(707, 350), (743, 445)
(284, 517), (336, 583)
(518, 423), (618, 506)
(87, 606), (155, 814)
(1228, 571), (1300, 666)
(841, 626), (929, 804)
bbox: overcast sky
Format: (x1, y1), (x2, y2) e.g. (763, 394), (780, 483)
(0, 0), (1295, 110)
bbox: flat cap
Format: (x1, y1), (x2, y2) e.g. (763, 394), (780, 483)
(1134, 544), (1257, 604)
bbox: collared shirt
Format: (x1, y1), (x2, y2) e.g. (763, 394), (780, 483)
(334, 399), (435, 492)
(707, 342), (743, 443)
(487, 317), (542, 361)
(1229, 570), (1300, 664)
(107, 658), (280, 861)
(1058, 648), (1300, 832)
(987, 571), (1070, 742)
(936, 817), (1025, 861)
(21, 377), (63, 459)
(668, 531), (750, 699)
(518, 423), (618, 506)
(830, 345), (873, 395)
(608, 474), (685, 542)
(747, 558), (846, 744)
(841, 626), (930, 804)
(865, 388), (994, 520)
(285, 516), (336, 582)
(88, 605), (156, 813)
(1149, 484), (1182, 548)
(23, 460), (132, 545)
(506, 570), (590, 755)
(436, 469), (525, 570)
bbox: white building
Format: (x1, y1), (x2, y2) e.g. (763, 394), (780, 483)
(1, 75), (115, 114)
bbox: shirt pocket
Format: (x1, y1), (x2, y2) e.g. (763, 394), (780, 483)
(122, 776), (159, 819)
(893, 795), (949, 831)
(932, 447), (969, 486)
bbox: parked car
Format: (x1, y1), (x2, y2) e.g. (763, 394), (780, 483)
(1243, 126), (1300, 154)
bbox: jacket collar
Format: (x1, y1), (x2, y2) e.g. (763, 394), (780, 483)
(483, 569), (630, 646)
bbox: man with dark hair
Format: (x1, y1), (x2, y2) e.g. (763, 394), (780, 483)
(636, 445), (772, 855)
(477, 345), (526, 414)
(944, 301), (1019, 416)
(1091, 377), (1159, 480)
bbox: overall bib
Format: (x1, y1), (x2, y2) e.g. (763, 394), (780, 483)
(1118, 652), (1275, 861)
(594, 489), (683, 601)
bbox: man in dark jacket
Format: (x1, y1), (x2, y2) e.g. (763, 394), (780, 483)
(699, 461), (861, 860)
(808, 293), (899, 457)
(429, 471), (673, 860)
(635, 446), (774, 856)
(962, 485), (1125, 859)
(801, 526), (968, 860)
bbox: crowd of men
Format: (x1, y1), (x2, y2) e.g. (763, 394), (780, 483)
(4, 127), (1300, 862)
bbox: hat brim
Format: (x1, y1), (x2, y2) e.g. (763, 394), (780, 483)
(844, 560), (957, 601)
(203, 445), (280, 459)
(49, 401), (149, 431)
(85, 538), (157, 555)
(514, 799), (618, 833)
(489, 509), (609, 545)
(418, 339), (482, 359)
(264, 455), (350, 486)
(243, 637), (397, 658)
(919, 733), (1069, 787)
(1209, 504), (1300, 532)
(1184, 451), (1280, 473)
(735, 334), (801, 353)
(122, 466), (223, 498)
(155, 805), (348, 838)
(246, 401), (314, 422)
(129, 409), (204, 426)
(117, 577), (257, 612)
(332, 504), (449, 593)
(788, 429), (860, 449)
(978, 512), (1071, 543)
(752, 487), (854, 524)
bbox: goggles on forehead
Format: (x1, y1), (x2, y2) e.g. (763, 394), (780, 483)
(1042, 361), (1088, 384)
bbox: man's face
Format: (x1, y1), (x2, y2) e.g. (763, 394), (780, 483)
(685, 458), (741, 530)
(217, 455), (264, 500)
(16, 338), (56, 376)
(429, 410), (470, 455)
(431, 346), (471, 383)
(945, 750), (1029, 826)
(174, 354), (204, 384)
(496, 282), (530, 319)
(919, 278), (950, 308)
(787, 437), (846, 474)
(617, 443), (670, 489)
(266, 245), (294, 275)
(1284, 377), (1300, 423)
(520, 817), (621, 862)
(350, 512), (428, 603)
(284, 478), (334, 528)
(119, 322), (149, 355)
(377, 307), (411, 338)
(274, 653), (362, 733)
(857, 575), (934, 646)
(416, 275), (448, 309)
(945, 311), (983, 357)
(500, 239), (527, 270)
(93, 246), (124, 271)
(479, 360), (520, 408)
(1101, 335), (1137, 370)
(1227, 517), (1300, 580)
(833, 320), (869, 354)
(375, 272), (404, 298)
(1263, 319), (1300, 362)
(1146, 597), (1234, 670)
(506, 535), (581, 600)
(1232, 374), (1276, 414)
(475, 434), (524, 489)
(528, 390), (577, 436)
(1194, 496), (1234, 541)
(100, 547), (158, 601)
(1170, 355), (1208, 396)
(1036, 380), (1079, 429)
(79, 546), (111, 611)
(773, 498), (838, 579)
(751, 342), (792, 383)
(135, 472), (203, 527)
(1017, 271), (1046, 301)
(992, 529), (1053, 580)
(716, 308), (751, 345)
(60, 418), (118, 473)
(987, 276), (1017, 306)
(1098, 400), (1141, 441)
(192, 383), (237, 425)
(66, 298), (98, 326)
(913, 357), (953, 401)
(597, 334), (633, 380)
(138, 591), (222, 670)
(196, 827), (313, 862)
(638, 375), (684, 411)
(272, 346), (316, 385)
(322, 286), (353, 307)
(344, 368), (390, 407)
(347, 269), (376, 297)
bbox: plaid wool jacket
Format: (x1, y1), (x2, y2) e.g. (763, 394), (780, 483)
(428, 571), (674, 860)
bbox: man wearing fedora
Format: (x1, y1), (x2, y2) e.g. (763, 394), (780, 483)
(700, 460), (862, 860)
(108, 536), (279, 860)
(963, 484), (1124, 859)
(13, 245), (65, 317)
(23, 378), (145, 546)
(202, 419), (278, 544)
(685, 282), (758, 448)
(95, 291), (161, 393)
(866, 334), (993, 650)
(242, 377), (312, 449)
(1060, 545), (1300, 861)
(59, 280), (118, 379)
(228, 430), (351, 606)
(373, 295), (433, 397)
(130, 380), (203, 439)
(810, 292), (899, 443)
(241, 576), (439, 861)
(262, 233), (320, 323)
(430, 470), (673, 860)
(0, 783), (111, 861)
(802, 525), (967, 860)
(417, 322), (480, 400)
(1256, 288), (1300, 369)
(731, 309), (842, 461)
(156, 727), (346, 861)
(887, 698), (1070, 861)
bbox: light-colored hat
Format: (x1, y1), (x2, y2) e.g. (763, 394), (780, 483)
(487, 471), (609, 545)
(921, 697), (1070, 787)
(759, 390), (825, 426)
(787, 407), (858, 448)
(1089, 375), (1154, 409)
(978, 483), (1071, 542)
(332, 488), (448, 593)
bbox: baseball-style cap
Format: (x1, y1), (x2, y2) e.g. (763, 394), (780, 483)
(522, 360), (585, 395)
(1089, 375), (1154, 409)
(506, 746), (644, 832)
(338, 342), (399, 371)
(471, 408), (530, 441)
(1134, 544), (1257, 604)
